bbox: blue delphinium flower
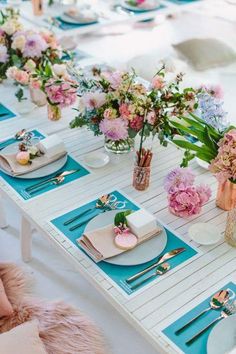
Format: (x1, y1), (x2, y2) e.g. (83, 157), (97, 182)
(196, 91), (228, 132)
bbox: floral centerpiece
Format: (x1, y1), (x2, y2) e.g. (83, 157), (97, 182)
(32, 63), (78, 120)
(70, 66), (196, 154)
(168, 86), (236, 210)
(125, 0), (158, 9)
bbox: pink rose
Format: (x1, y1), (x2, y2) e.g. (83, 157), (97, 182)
(119, 103), (131, 119)
(151, 76), (165, 90)
(146, 111), (156, 125)
(129, 115), (143, 132)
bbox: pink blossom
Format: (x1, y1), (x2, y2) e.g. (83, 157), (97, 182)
(0, 44), (8, 63)
(81, 92), (106, 109)
(102, 71), (123, 89)
(196, 185), (212, 204)
(129, 115), (143, 132)
(30, 78), (41, 90)
(99, 117), (129, 141)
(164, 167), (195, 194)
(22, 32), (48, 58)
(103, 108), (117, 119)
(146, 110), (156, 125)
(7, 67), (29, 85)
(151, 76), (165, 90)
(168, 186), (202, 218)
(209, 129), (236, 183)
(119, 103), (131, 119)
(45, 79), (77, 108)
(201, 84), (224, 99)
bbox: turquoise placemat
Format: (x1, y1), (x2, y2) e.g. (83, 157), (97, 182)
(62, 49), (91, 61)
(0, 103), (16, 121)
(167, 0), (199, 4)
(54, 17), (98, 31)
(51, 190), (198, 295)
(163, 282), (236, 353)
(0, 130), (90, 200)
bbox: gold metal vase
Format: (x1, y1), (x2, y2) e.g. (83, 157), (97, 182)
(216, 180), (236, 211)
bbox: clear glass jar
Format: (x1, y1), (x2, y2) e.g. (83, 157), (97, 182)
(104, 137), (134, 155)
(133, 165), (151, 191)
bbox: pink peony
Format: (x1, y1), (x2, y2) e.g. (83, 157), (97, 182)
(81, 92), (106, 109)
(196, 184), (212, 204)
(7, 67), (29, 85)
(129, 115), (143, 132)
(151, 76), (165, 90)
(0, 44), (8, 63)
(45, 79), (77, 108)
(164, 167), (195, 194)
(168, 186), (203, 218)
(99, 117), (129, 141)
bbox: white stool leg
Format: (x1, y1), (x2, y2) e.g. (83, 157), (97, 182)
(20, 216), (32, 262)
(0, 195), (8, 229)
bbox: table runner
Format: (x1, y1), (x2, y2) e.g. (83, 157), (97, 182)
(50, 190), (198, 296)
(162, 282), (236, 354)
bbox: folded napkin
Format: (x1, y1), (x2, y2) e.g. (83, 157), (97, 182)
(78, 224), (162, 263)
(0, 135), (67, 176)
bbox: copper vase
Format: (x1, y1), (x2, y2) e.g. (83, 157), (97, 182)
(216, 180), (236, 211)
(133, 165), (151, 191)
(47, 104), (61, 121)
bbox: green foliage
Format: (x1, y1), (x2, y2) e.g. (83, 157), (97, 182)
(114, 210), (132, 228)
(15, 88), (27, 102)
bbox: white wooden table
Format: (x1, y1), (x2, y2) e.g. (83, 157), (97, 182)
(19, 0), (202, 39)
(0, 80), (234, 353)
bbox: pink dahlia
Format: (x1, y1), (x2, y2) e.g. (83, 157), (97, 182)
(168, 186), (202, 218)
(23, 32), (48, 58)
(164, 167), (195, 194)
(99, 117), (129, 141)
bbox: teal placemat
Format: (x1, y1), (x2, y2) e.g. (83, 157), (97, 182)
(54, 17), (98, 31)
(62, 49), (91, 61)
(0, 130), (90, 200)
(167, 0), (199, 4)
(51, 190), (198, 295)
(163, 282), (236, 353)
(0, 103), (16, 121)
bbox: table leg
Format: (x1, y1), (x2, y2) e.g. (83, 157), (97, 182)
(20, 216), (32, 262)
(0, 195), (8, 229)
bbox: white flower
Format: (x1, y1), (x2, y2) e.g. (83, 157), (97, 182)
(12, 34), (26, 52)
(1, 19), (22, 35)
(52, 64), (67, 77)
(6, 66), (18, 80)
(24, 59), (36, 72)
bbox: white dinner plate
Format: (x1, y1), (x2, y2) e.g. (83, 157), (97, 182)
(120, 0), (161, 12)
(195, 157), (209, 170)
(207, 314), (236, 354)
(188, 223), (222, 245)
(84, 152), (109, 169)
(85, 210), (167, 266)
(0, 142), (68, 179)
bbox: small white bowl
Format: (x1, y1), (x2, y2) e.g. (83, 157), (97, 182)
(84, 152), (109, 169)
(188, 223), (222, 245)
(195, 157), (209, 170)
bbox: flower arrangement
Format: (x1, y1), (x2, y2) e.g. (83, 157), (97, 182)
(70, 66), (196, 153)
(0, 8), (62, 82)
(164, 167), (211, 217)
(125, 0), (157, 8)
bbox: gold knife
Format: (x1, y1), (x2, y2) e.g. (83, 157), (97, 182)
(126, 247), (186, 284)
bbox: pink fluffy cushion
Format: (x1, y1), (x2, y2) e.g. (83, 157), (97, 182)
(0, 320), (47, 354)
(0, 278), (13, 317)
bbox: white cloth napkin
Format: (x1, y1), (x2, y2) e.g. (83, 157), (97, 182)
(78, 224), (162, 263)
(0, 135), (67, 176)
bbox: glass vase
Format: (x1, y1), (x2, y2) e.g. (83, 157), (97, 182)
(104, 137), (134, 154)
(30, 86), (46, 107)
(224, 209), (236, 247)
(216, 180), (236, 211)
(133, 164), (151, 191)
(47, 104), (61, 121)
